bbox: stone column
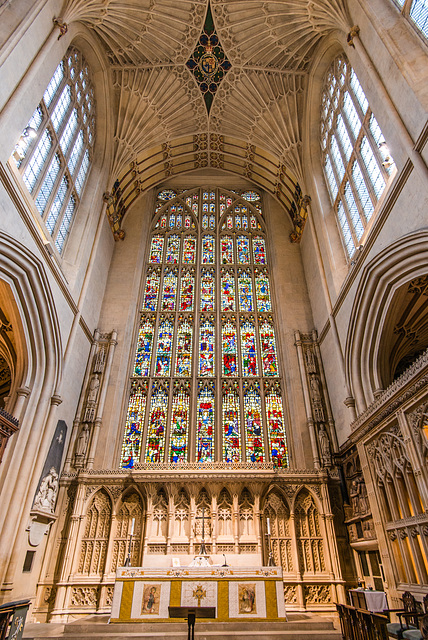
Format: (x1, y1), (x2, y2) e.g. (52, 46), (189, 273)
(295, 331), (320, 468)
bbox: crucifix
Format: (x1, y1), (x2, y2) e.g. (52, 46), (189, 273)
(195, 506), (209, 555)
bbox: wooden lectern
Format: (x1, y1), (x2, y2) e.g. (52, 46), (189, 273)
(168, 606), (216, 640)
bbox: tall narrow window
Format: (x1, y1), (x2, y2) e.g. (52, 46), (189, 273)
(393, 0), (428, 39)
(121, 188), (289, 468)
(12, 48), (95, 254)
(320, 55), (395, 258)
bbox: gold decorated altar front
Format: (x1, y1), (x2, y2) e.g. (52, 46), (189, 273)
(110, 565), (286, 623)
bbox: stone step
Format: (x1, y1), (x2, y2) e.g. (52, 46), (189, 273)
(24, 614), (342, 640)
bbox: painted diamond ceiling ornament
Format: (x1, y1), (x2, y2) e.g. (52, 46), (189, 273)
(186, 3), (231, 113)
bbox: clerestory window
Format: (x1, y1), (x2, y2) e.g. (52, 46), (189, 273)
(320, 55), (395, 258)
(12, 47), (95, 254)
(120, 187), (289, 469)
(393, 0), (428, 40)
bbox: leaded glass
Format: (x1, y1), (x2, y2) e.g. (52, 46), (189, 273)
(253, 236), (266, 264)
(265, 383), (288, 468)
(120, 382), (147, 468)
(158, 189), (177, 200)
(133, 318), (154, 377)
(221, 236), (234, 264)
(166, 234), (180, 264)
(179, 270), (194, 312)
(222, 320), (238, 376)
(221, 271), (236, 312)
(169, 385), (190, 462)
(260, 320), (278, 376)
(241, 320), (258, 377)
(202, 235), (215, 264)
(244, 384), (264, 462)
(143, 270), (160, 311)
(222, 385), (241, 462)
(155, 319), (174, 376)
(237, 236), (250, 264)
(149, 235), (164, 263)
(182, 236), (196, 263)
(255, 271), (271, 312)
(200, 270), (215, 312)
(238, 271), (253, 312)
(199, 318), (215, 376)
(175, 319), (193, 377)
(145, 385), (168, 462)
(197, 385), (214, 462)
(161, 269), (178, 311)
(410, 0), (428, 39)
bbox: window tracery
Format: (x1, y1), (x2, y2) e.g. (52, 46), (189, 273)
(320, 55), (395, 258)
(78, 491), (111, 575)
(12, 48), (95, 254)
(393, 0), (428, 39)
(121, 188), (289, 468)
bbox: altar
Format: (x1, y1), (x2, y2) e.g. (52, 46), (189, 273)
(110, 564), (286, 623)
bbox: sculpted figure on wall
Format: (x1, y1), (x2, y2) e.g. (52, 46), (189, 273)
(33, 467), (59, 513)
(318, 425), (332, 467)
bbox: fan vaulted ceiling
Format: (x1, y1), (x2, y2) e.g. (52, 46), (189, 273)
(60, 0), (350, 237)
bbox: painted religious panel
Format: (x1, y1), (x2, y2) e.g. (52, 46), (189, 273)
(222, 385), (241, 462)
(238, 271), (253, 312)
(169, 385), (190, 462)
(145, 386), (168, 462)
(179, 270), (194, 312)
(260, 320), (278, 376)
(199, 318), (215, 376)
(155, 319), (174, 377)
(238, 584), (256, 614)
(197, 385), (214, 462)
(120, 382), (147, 468)
(221, 271), (235, 312)
(222, 319), (238, 376)
(255, 270), (271, 312)
(161, 269), (177, 311)
(240, 320), (258, 377)
(141, 584), (161, 615)
(175, 318), (192, 377)
(244, 384), (264, 462)
(133, 317), (154, 377)
(149, 235), (164, 263)
(200, 269), (215, 312)
(166, 234), (180, 264)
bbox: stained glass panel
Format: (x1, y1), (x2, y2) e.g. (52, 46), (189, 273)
(145, 385), (168, 462)
(244, 385), (264, 462)
(175, 319), (193, 377)
(166, 234), (180, 264)
(255, 271), (271, 312)
(222, 386), (241, 462)
(253, 236), (266, 264)
(221, 271), (236, 312)
(199, 318), (215, 376)
(202, 235), (214, 264)
(240, 320), (258, 376)
(143, 270), (160, 311)
(238, 271), (253, 312)
(155, 319), (174, 376)
(265, 385), (288, 468)
(221, 236), (234, 264)
(260, 320), (278, 376)
(120, 382), (146, 468)
(222, 320), (238, 376)
(161, 269), (177, 311)
(237, 236), (250, 264)
(197, 385), (214, 462)
(149, 235), (164, 263)
(133, 317), (154, 377)
(200, 270), (215, 312)
(179, 270), (194, 312)
(170, 385), (190, 462)
(182, 236), (197, 263)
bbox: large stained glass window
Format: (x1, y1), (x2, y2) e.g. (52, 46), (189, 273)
(121, 187), (289, 467)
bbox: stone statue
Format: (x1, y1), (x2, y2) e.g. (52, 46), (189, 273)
(94, 347), (106, 373)
(304, 347), (316, 373)
(75, 424), (90, 459)
(309, 374), (321, 402)
(349, 479), (361, 516)
(318, 424), (332, 467)
(87, 374), (100, 403)
(33, 467), (59, 513)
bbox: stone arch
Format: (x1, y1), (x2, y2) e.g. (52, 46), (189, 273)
(217, 487), (233, 538)
(78, 489), (112, 575)
(110, 489), (144, 571)
(345, 230), (428, 411)
(262, 489), (293, 573)
(238, 487), (254, 539)
(294, 488), (326, 575)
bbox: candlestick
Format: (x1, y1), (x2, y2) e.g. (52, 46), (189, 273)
(130, 517), (135, 535)
(267, 517), (271, 535)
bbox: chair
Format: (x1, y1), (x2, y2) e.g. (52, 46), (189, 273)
(384, 592), (421, 639)
(402, 597), (428, 640)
